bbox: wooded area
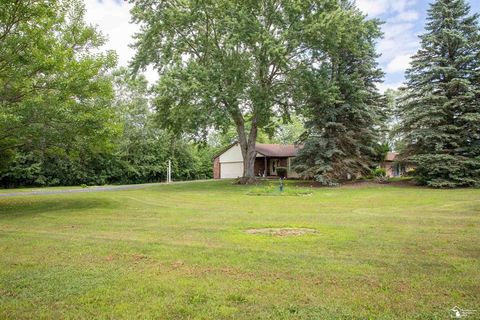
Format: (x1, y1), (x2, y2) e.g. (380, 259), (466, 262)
(1, 0), (479, 188)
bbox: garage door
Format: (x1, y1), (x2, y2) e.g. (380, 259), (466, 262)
(220, 162), (243, 179)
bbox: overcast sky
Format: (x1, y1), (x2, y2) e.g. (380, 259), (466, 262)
(84, 0), (480, 92)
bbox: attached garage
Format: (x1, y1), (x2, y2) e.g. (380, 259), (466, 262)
(213, 143), (244, 179)
(220, 162), (243, 179)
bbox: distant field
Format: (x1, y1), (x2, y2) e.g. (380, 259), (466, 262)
(0, 180), (479, 319)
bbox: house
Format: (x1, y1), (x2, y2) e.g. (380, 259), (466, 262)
(213, 142), (302, 179)
(380, 152), (414, 177)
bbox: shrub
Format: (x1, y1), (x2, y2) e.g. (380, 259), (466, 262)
(371, 167), (386, 177)
(412, 154), (480, 188)
(276, 167), (287, 179)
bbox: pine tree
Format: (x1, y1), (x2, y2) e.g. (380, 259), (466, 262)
(293, 5), (384, 185)
(399, 0), (480, 188)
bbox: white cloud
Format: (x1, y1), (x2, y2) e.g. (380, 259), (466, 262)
(355, 0), (420, 73)
(386, 54), (412, 73)
(377, 81), (404, 93)
(84, 0), (158, 83)
(379, 23), (418, 64)
(355, 0), (416, 18)
(357, 0), (422, 80)
(394, 10), (420, 22)
(356, 0), (391, 17)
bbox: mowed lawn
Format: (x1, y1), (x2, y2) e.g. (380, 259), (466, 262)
(0, 181), (479, 319)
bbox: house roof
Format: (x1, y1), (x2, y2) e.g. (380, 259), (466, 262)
(385, 152), (398, 161)
(254, 144), (302, 157)
(213, 142), (302, 159)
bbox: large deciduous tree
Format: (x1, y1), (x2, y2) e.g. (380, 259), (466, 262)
(398, 0), (480, 188)
(292, 4), (385, 185)
(0, 0), (118, 186)
(130, 0), (342, 181)
(0, 0), (117, 153)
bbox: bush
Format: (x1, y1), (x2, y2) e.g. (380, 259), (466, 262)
(276, 167), (287, 179)
(371, 167), (386, 177)
(412, 154), (480, 188)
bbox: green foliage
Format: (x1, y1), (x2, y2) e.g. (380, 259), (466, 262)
(248, 182), (312, 196)
(293, 5), (384, 185)
(111, 68), (215, 183)
(130, 0), (365, 178)
(371, 168), (387, 178)
(373, 143), (391, 164)
(412, 154), (480, 188)
(0, 0), (118, 187)
(0, 2), (215, 188)
(276, 167), (287, 179)
(269, 116), (305, 144)
(398, 0), (480, 188)
(0, 0), (118, 156)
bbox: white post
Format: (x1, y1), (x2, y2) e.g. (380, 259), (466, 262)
(167, 160), (172, 183)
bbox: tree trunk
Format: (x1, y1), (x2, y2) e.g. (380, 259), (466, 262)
(234, 115), (258, 182)
(229, 101), (258, 183)
(243, 138), (257, 178)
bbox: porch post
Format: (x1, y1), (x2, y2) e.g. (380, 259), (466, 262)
(264, 156), (267, 177)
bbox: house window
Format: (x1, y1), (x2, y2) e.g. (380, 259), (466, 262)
(393, 163), (406, 176)
(270, 159), (280, 175)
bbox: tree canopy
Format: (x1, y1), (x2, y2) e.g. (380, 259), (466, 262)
(130, 0), (372, 181)
(0, 0), (215, 187)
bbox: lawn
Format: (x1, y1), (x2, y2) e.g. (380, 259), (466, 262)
(0, 180), (479, 319)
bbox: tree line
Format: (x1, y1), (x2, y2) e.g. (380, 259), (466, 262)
(1, 0), (479, 188)
(0, 0), (214, 187)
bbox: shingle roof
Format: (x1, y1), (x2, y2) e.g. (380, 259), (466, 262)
(255, 144), (302, 157)
(213, 142), (303, 159)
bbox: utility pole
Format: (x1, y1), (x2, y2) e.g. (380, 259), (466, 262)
(167, 160), (172, 183)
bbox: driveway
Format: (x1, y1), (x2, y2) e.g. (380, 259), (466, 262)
(0, 181), (203, 197)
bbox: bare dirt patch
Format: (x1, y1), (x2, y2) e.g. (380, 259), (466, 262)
(245, 227), (318, 236)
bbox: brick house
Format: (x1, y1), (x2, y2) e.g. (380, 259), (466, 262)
(380, 152), (414, 177)
(213, 142), (302, 179)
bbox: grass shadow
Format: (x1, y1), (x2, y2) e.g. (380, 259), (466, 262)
(0, 197), (117, 220)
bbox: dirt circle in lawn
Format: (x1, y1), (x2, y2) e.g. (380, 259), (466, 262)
(245, 227), (318, 236)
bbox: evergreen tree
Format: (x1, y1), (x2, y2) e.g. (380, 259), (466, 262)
(398, 0), (480, 188)
(293, 4), (384, 185)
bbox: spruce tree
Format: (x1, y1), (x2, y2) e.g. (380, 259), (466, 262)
(293, 5), (384, 185)
(399, 0), (480, 188)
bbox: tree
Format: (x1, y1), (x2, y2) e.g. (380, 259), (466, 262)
(269, 115), (305, 144)
(111, 68), (215, 183)
(292, 4), (384, 185)
(0, 0), (118, 187)
(398, 0), (480, 188)
(130, 0), (344, 182)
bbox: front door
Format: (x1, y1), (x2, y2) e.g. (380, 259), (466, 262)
(270, 159), (280, 176)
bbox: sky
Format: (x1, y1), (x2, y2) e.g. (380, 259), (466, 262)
(84, 0), (480, 92)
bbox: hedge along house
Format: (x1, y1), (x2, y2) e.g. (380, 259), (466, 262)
(213, 142), (302, 179)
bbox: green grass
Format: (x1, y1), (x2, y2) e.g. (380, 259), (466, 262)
(247, 181), (313, 196)
(0, 180), (479, 319)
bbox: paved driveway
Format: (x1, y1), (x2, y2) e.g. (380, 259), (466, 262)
(0, 182), (186, 197)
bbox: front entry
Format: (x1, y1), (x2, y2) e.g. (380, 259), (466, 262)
(270, 159), (280, 176)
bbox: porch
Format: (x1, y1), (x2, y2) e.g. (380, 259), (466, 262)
(254, 156), (297, 178)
